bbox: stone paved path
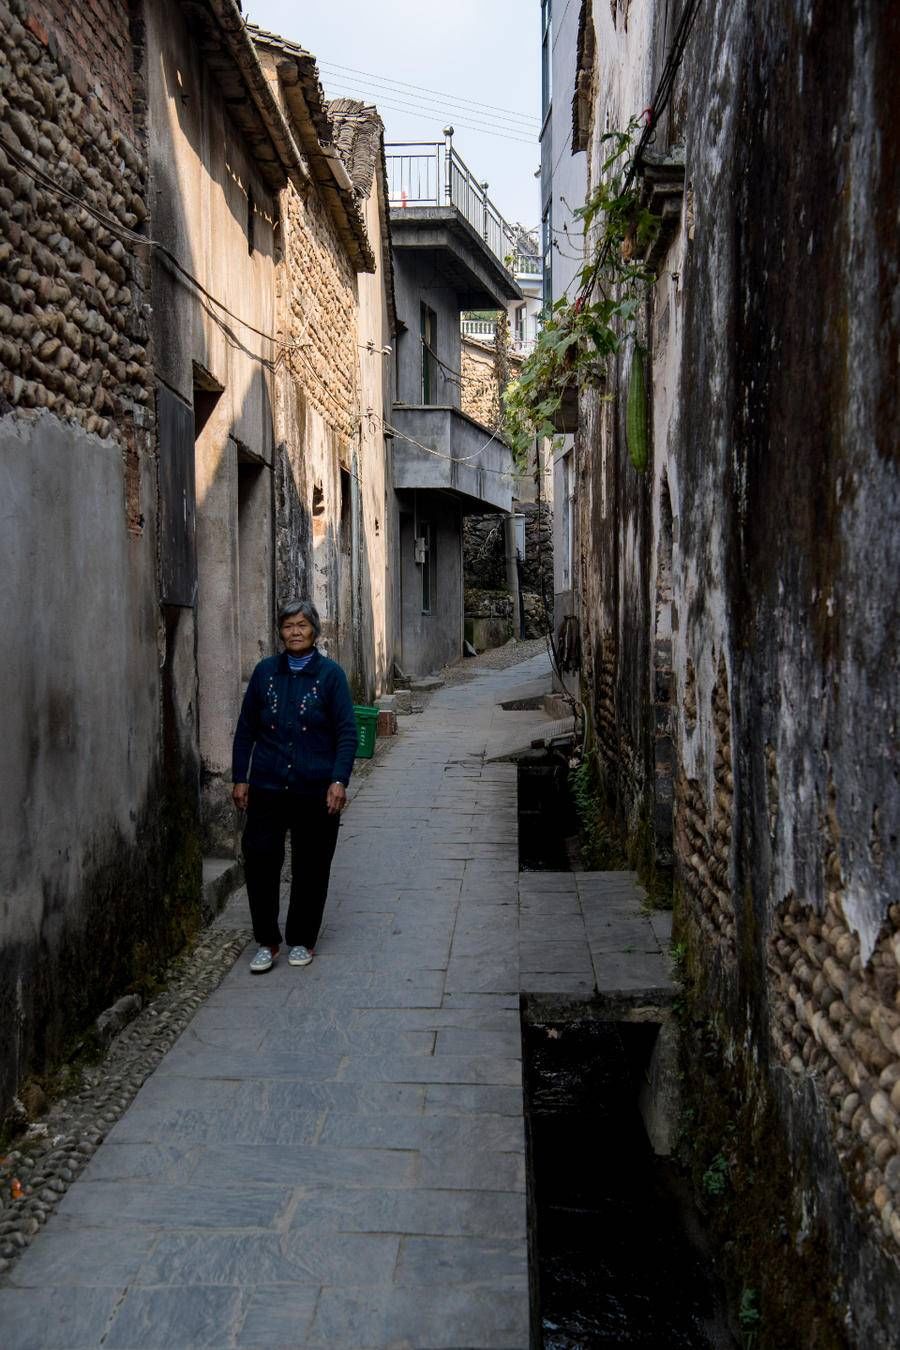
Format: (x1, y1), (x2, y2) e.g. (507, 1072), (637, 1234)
(1, 651), (672, 1349)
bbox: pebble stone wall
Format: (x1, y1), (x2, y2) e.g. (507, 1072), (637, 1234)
(674, 654), (736, 954)
(0, 0), (151, 449)
(672, 646), (900, 1259)
(771, 896), (900, 1251)
(281, 178), (358, 443)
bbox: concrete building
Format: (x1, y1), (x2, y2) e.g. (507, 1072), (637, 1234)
(565, 0), (899, 1338)
(385, 132), (520, 675)
(539, 0), (588, 645)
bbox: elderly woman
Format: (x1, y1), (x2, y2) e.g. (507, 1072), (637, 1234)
(232, 599), (359, 973)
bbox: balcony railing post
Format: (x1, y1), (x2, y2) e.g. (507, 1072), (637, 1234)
(443, 126), (454, 207)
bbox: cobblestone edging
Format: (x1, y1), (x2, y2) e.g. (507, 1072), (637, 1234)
(0, 926), (250, 1276)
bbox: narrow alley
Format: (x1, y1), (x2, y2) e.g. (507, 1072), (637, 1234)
(0, 651), (681, 1348)
(1, 0), (897, 1344)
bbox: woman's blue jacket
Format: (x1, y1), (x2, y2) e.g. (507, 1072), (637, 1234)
(232, 649), (358, 793)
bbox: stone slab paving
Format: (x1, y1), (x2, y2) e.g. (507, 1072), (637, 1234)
(1, 651), (673, 1349)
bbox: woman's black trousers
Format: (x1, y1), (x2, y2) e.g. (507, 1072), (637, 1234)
(242, 787), (341, 950)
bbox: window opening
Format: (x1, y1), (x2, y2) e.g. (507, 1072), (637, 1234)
(417, 521), (434, 614)
(515, 304), (526, 345)
(542, 204), (553, 312)
(421, 303), (438, 404)
(247, 188), (255, 255)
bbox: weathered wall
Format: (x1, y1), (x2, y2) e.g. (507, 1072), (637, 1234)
(275, 169), (359, 676)
(398, 494), (463, 674)
(542, 0), (588, 673)
(0, 0), (194, 1117)
(268, 98), (395, 702)
(143, 0), (278, 852)
(354, 163), (395, 698)
(577, 0), (899, 1338)
(460, 335), (498, 429)
(464, 503), (553, 607)
(393, 250), (460, 409)
(38, 0), (133, 125)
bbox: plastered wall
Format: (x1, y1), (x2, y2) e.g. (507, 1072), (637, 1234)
(576, 0), (899, 1333)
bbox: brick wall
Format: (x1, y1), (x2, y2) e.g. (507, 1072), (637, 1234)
(0, 0), (151, 446)
(38, 0), (133, 126)
(460, 337), (498, 429)
(280, 178), (358, 442)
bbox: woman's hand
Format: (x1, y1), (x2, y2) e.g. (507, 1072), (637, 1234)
(232, 783), (249, 812)
(326, 782), (347, 815)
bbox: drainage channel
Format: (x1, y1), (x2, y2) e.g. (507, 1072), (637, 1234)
(521, 1012), (732, 1348)
(516, 756), (733, 1347)
(517, 751), (578, 871)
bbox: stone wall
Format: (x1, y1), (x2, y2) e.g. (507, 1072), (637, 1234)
(0, 0), (184, 1123)
(276, 174), (360, 675)
(0, 0), (152, 440)
(280, 177), (358, 445)
(464, 501), (553, 610)
(576, 0), (899, 1337)
(460, 336), (498, 429)
(38, 0), (133, 125)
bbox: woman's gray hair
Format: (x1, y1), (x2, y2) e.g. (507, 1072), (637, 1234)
(277, 598), (321, 640)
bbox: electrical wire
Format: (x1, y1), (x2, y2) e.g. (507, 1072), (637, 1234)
(0, 132), (291, 361)
(316, 59), (541, 128)
(375, 409), (518, 480)
(577, 0), (702, 303)
(323, 82), (537, 146)
(320, 71), (540, 137)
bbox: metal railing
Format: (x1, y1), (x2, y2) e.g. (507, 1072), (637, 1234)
(459, 318), (536, 358)
(512, 252), (541, 277)
(386, 131), (533, 278)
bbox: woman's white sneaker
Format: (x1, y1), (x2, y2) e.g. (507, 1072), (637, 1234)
(288, 945), (314, 966)
(250, 945), (279, 973)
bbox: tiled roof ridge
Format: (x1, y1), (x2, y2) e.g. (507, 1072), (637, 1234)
(326, 98), (385, 199)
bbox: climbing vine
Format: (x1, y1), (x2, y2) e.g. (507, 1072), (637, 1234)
(502, 119), (660, 464)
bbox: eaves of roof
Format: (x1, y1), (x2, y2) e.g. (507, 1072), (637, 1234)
(250, 26), (376, 274)
(179, 0), (308, 195)
(327, 99), (397, 335)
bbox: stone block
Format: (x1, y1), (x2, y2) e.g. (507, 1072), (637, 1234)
(376, 708), (397, 736)
(94, 992), (142, 1045)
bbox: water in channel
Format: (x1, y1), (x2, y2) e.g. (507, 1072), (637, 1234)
(523, 1017), (733, 1348)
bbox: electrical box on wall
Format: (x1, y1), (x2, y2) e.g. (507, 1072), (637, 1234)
(414, 536), (427, 564)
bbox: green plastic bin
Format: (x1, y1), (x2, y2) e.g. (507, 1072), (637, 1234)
(354, 704), (379, 759)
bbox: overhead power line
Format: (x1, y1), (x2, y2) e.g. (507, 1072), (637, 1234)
(316, 59), (540, 128)
(320, 74), (538, 141)
(324, 82), (537, 146)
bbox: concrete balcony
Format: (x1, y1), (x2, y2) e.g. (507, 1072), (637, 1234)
(391, 405), (514, 513)
(386, 137), (523, 311)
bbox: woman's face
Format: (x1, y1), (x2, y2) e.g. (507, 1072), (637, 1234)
(280, 614), (316, 654)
